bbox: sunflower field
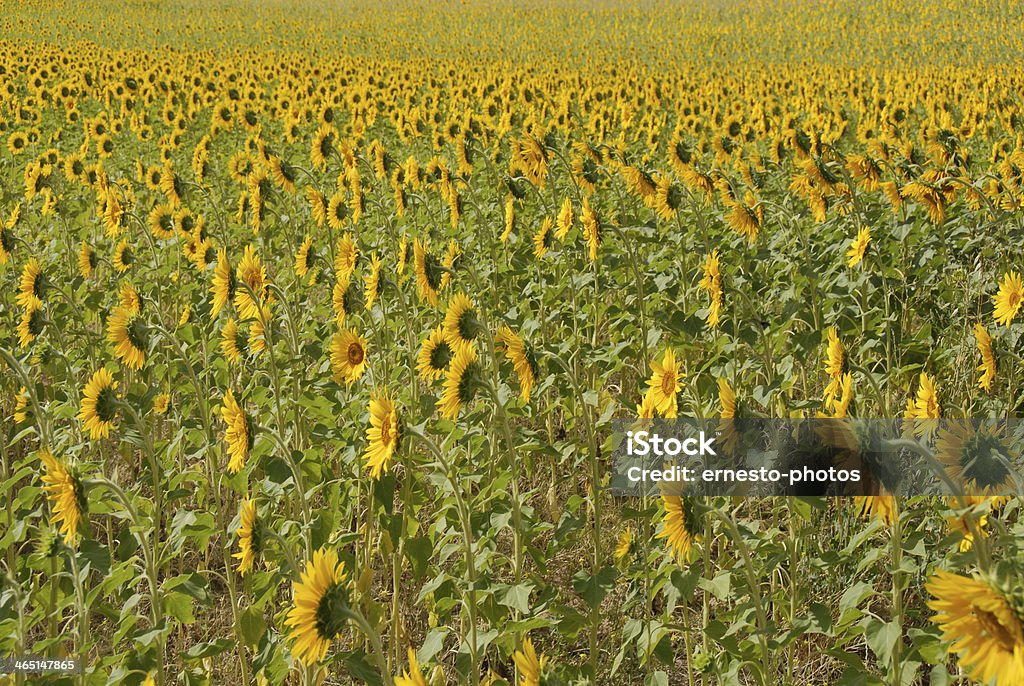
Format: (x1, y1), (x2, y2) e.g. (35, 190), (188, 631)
(2, 0), (1024, 684)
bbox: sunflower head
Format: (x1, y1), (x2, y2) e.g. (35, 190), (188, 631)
(78, 368), (119, 440)
(440, 346), (484, 419)
(285, 548), (350, 666)
(937, 422), (1014, 497)
(330, 328), (368, 385)
(40, 449), (87, 546)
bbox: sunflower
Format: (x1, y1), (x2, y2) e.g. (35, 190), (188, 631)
(234, 245), (269, 321)
(14, 386), (31, 424)
(927, 569), (1024, 686)
(17, 305), (44, 349)
(78, 241), (97, 277)
(501, 197), (515, 242)
(717, 377), (739, 452)
(497, 325), (538, 401)
(846, 226), (871, 268)
(945, 498), (990, 552)
(653, 174), (684, 220)
(361, 254), (382, 311)
(975, 323), (997, 391)
(153, 394), (171, 415)
(414, 239), (444, 306)
(440, 346), (483, 419)
(555, 196), (574, 240)
(221, 388), (252, 474)
(904, 372), (941, 438)
(211, 249), (235, 317)
(830, 373), (854, 418)
(364, 390), (400, 479)
(119, 281), (142, 312)
(532, 217), (553, 258)
(937, 422), (1014, 496)
(697, 250), (722, 328)
(417, 327), (455, 381)
(78, 368), (119, 440)
(307, 186), (327, 227)
(327, 190), (349, 230)
(295, 235), (316, 282)
(395, 647), (428, 686)
(581, 199), (601, 262)
(335, 233), (358, 282)
(822, 327), (845, 410)
(0, 227), (13, 265)
(396, 236), (410, 282)
(330, 328), (368, 385)
(853, 488), (897, 526)
(645, 349), (682, 417)
(993, 271), (1024, 328)
(106, 304), (149, 370)
(285, 548), (349, 666)
(148, 204), (176, 240)
(112, 240), (133, 273)
(613, 528), (634, 563)
(440, 240), (461, 291)
(233, 498), (259, 576)
(40, 449), (85, 546)
(17, 257), (46, 309)
(657, 495), (703, 561)
(442, 293), (482, 353)
(220, 318), (248, 364)
(512, 637), (549, 686)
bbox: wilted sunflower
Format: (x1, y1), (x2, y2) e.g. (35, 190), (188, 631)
(78, 368), (119, 440)
(40, 449), (85, 546)
(440, 346), (483, 419)
(221, 388), (253, 474)
(645, 349), (682, 417)
(993, 271), (1023, 328)
(927, 569), (1024, 686)
(497, 325), (538, 401)
(285, 548), (349, 666)
(330, 328), (368, 385)
(78, 241), (97, 277)
(17, 257), (46, 309)
(112, 239), (133, 273)
(220, 318), (248, 364)
(417, 326), (455, 381)
(846, 226), (871, 268)
(395, 647), (428, 686)
(975, 323), (997, 390)
(657, 495), (703, 562)
(106, 305), (149, 370)
(364, 389), (400, 479)
(512, 637), (549, 686)
(17, 305), (44, 349)
(442, 293), (483, 353)
(211, 249), (236, 317)
(233, 498), (259, 576)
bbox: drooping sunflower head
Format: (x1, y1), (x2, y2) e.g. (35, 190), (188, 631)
(364, 389), (401, 480)
(330, 328), (368, 385)
(78, 367), (119, 440)
(40, 449), (86, 546)
(285, 548), (349, 666)
(233, 498), (260, 576)
(220, 388), (253, 474)
(440, 346), (483, 420)
(106, 304), (149, 370)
